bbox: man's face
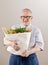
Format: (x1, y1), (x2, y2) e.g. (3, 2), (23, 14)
(20, 10), (32, 26)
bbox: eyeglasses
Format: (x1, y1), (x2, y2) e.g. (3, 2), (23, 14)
(21, 16), (32, 19)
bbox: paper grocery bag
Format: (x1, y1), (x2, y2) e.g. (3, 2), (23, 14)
(5, 32), (31, 55)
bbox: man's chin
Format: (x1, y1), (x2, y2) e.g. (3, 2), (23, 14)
(24, 24), (29, 26)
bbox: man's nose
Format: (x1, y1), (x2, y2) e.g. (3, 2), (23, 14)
(24, 18), (27, 21)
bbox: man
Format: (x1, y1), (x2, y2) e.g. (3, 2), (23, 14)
(4, 8), (44, 65)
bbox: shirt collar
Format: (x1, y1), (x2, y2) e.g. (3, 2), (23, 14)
(21, 23), (31, 28)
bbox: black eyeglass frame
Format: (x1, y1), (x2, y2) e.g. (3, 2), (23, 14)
(21, 16), (32, 18)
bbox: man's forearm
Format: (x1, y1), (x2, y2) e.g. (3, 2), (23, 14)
(29, 46), (41, 54)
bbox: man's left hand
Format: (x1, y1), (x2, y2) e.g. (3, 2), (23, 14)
(21, 50), (31, 57)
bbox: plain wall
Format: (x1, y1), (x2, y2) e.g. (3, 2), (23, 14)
(0, 0), (48, 65)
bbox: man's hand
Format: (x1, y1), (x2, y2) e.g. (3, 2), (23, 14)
(4, 38), (20, 51)
(12, 41), (20, 51)
(21, 50), (31, 57)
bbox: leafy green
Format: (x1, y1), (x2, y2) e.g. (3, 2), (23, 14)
(7, 27), (29, 34)
(15, 27), (28, 33)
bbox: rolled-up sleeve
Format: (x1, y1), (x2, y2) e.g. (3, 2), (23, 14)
(35, 29), (44, 51)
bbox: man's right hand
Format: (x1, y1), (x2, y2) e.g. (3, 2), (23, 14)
(4, 38), (20, 51)
(12, 41), (20, 51)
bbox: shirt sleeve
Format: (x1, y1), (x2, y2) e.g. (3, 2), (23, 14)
(35, 28), (44, 51)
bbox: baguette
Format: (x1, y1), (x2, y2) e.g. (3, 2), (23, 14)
(1, 26), (8, 34)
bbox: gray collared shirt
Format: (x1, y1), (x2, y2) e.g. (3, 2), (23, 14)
(11, 24), (44, 50)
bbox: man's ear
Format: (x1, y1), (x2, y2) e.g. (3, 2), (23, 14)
(31, 16), (33, 19)
(30, 16), (33, 21)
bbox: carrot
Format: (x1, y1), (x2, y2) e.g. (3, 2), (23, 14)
(28, 29), (32, 32)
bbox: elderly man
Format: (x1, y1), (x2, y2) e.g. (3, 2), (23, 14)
(4, 8), (44, 65)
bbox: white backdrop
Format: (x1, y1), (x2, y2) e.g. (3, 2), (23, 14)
(0, 0), (48, 65)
